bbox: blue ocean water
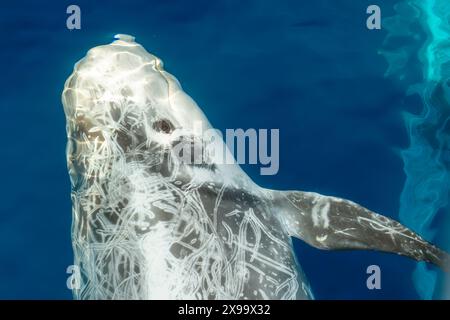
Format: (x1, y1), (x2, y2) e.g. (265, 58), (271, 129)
(0, 0), (447, 299)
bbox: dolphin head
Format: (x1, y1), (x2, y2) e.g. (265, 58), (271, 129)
(62, 35), (222, 181)
(62, 34), (245, 188)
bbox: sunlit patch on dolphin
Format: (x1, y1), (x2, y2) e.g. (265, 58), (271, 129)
(62, 34), (450, 300)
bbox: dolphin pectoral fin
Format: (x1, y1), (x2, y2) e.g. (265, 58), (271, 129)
(273, 190), (450, 272)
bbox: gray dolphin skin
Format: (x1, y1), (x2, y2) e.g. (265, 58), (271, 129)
(62, 35), (449, 300)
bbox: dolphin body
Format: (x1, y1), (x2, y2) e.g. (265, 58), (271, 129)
(62, 35), (449, 299)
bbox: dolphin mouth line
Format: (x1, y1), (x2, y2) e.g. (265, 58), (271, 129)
(169, 136), (218, 171)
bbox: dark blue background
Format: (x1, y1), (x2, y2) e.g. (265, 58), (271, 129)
(0, 0), (443, 299)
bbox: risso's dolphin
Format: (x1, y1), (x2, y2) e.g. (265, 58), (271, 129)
(62, 34), (449, 299)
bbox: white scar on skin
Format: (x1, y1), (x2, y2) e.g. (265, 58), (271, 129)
(311, 196), (330, 229)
